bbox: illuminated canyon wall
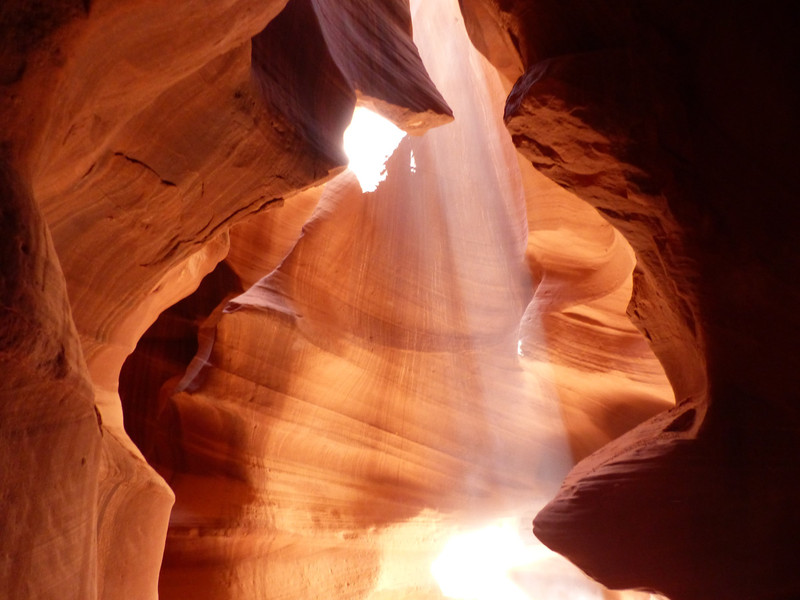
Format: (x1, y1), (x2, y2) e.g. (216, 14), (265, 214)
(1, 1), (797, 600)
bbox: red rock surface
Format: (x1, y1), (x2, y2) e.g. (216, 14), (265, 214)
(460, 1), (800, 598)
(1, 1), (451, 598)
(1, 162), (101, 600)
(152, 2), (670, 597)
(3, 0), (793, 599)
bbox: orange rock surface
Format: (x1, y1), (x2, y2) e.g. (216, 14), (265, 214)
(459, 1), (800, 598)
(152, 2), (670, 597)
(3, 0), (794, 599)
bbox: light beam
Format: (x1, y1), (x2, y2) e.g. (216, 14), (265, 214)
(431, 518), (606, 600)
(343, 106), (407, 192)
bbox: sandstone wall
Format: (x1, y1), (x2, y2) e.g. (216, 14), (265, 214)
(460, 1), (800, 598)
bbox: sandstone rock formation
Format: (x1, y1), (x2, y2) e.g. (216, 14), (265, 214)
(460, 1), (800, 598)
(1, 1), (450, 598)
(0, 160), (102, 600)
(148, 2), (670, 597)
(2, 0), (794, 599)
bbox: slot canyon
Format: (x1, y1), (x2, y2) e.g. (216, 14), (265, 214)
(1, 1), (798, 599)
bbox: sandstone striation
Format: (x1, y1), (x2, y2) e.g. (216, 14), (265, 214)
(147, 1), (671, 598)
(3, 0), (793, 599)
(0, 162), (101, 600)
(2, 1), (453, 599)
(461, 1), (800, 598)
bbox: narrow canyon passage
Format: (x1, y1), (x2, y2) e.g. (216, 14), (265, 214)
(4, 1), (796, 599)
(140, 0), (673, 598)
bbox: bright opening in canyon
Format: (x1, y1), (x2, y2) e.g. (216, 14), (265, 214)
(432, 521), (535, 600)
(343, 106), (407, 192)
(431, 519), (573, 600)
(6, 0), (797, 593)
(111, 0), (673, 599)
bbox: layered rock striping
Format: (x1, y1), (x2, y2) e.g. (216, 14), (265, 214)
(1, 1), (452, 598)
(460, 1), (800, 598)
(4, 0), (784, 599)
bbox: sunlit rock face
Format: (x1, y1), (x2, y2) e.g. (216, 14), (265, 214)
(6, 0), (779, 599)
(460, 1), (800, 598)
(1, 0), (449, 598)
(151, 1), (670, 599)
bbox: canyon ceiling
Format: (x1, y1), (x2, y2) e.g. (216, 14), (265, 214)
(1, 1), (798, 600)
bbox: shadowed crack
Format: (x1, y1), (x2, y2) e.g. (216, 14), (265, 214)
(113, 152), (177, 187)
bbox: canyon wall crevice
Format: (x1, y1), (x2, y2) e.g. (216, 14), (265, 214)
(459, 1), (800, 598)
(4, 0), (794, 599)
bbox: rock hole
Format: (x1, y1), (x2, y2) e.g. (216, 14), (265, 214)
(664, 408), (696, 433)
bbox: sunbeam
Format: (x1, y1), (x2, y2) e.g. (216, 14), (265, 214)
(343, 106), (407, 192)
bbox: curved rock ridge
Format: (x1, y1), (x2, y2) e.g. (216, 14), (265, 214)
(0, 163), (101, 600)
(1, 1), (453, 599)
(460, 1), (800, 598)
(504, 51), (706, 407)
(3, 0), (688, 599)
(310, 0), (454, 133)
(253, 0), (453, 150)
(226, 185), (326, 290)
(517, 160), (674, 463)
(147, 1), (672, 598)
